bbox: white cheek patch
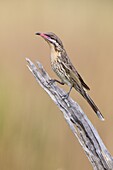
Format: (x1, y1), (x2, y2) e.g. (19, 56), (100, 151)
(50, 39), (59, 46)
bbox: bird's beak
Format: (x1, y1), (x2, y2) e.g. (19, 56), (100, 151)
(35, 32), (49, 40)
(35, 32), (41, 36)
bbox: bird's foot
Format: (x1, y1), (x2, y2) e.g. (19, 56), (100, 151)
(62, 93), (69, 100)
(48, 79), (55, 85)
(49, 79), (64, 86)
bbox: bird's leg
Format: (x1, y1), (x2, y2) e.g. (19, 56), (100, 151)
(49, 79), (65, 85)
(62, 85), (73, 99)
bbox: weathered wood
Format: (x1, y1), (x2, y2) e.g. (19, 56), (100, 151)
(26, 58), (113, 170)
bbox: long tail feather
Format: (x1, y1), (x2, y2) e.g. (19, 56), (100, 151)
(75, 86), (104, 121)
(84, 92), (104, 121)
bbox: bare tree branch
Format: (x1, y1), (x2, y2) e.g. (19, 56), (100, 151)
(26, 58), (113, 170)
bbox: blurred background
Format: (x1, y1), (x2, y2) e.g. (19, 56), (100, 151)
(0, 0), (113, 169)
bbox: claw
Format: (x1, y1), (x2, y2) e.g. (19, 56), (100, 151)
(48, 79), (55, 85)
(62, 93), (69, 100)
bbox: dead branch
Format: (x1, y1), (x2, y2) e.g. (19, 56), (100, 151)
(26, 58), (113, 170)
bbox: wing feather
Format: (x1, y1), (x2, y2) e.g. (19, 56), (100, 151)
(61, 59), (90, 90)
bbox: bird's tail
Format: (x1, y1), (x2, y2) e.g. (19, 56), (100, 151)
(75, 87), (104, 121)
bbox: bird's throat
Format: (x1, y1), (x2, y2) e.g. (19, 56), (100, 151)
(50, 44), (60, 64)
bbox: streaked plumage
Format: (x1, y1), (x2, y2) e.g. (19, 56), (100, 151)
(36, 32), (104, 121)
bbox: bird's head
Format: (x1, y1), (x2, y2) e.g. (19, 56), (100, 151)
(35, 32), (64, 51)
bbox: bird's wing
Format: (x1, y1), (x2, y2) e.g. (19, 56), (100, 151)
(62, 61), (90, 90)
(75, 70), (90, 90)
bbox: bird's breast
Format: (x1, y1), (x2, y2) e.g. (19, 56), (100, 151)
(50, 53), (72, 86)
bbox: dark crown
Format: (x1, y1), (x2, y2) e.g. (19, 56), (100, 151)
(45, 32), (64, 48)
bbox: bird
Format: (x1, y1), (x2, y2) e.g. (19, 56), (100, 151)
(35, 32), (104, 121)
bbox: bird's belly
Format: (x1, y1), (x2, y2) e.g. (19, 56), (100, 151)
(51, 61), (71, 86)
